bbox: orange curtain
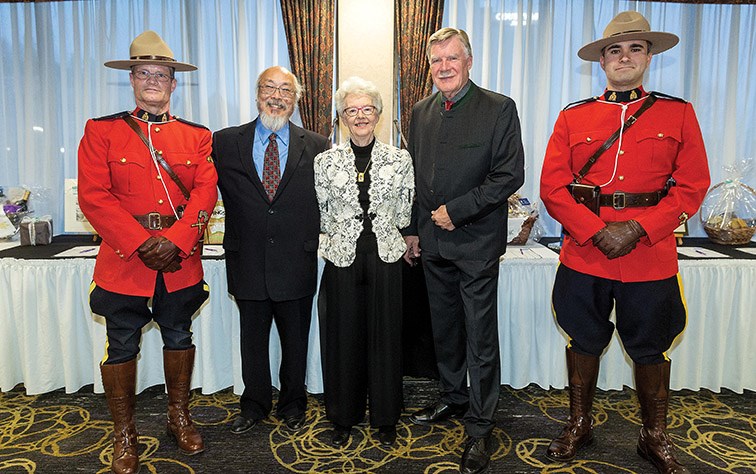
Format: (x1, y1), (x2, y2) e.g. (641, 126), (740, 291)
(279, 0), (335, 137)
(394, 0), (444, 148)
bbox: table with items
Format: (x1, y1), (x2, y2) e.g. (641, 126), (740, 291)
(0, 235), (753, 395)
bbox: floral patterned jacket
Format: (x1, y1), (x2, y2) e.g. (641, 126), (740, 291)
(314, 140), (415, 267)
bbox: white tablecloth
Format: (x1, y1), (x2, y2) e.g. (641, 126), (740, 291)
(1, 251), (754, 395)
(496, 257), (756, 393)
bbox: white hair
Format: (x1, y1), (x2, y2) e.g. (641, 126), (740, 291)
(334, 76), (383, 115)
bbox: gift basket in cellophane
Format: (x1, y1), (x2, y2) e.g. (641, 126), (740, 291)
(700, 160), (756, 245)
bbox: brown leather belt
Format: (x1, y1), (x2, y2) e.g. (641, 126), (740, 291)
(133, 213), (177, 230)
(599, 191), (664, 210)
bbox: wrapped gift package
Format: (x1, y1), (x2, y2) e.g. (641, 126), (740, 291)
(507, 194), (542, 245)
(204, 200), (225, 244)
(20, 216), (53, 246)
(700, 161), (756, 245)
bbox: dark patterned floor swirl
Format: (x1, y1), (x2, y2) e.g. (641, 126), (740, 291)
(0, 380), (753, 473)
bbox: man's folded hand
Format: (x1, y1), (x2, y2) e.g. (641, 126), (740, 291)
(161, 256), (183, 273)
(138, 236), (181, 271)
(592, 220), (646, 260)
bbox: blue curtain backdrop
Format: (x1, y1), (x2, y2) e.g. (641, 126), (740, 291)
(1, 0), (754, 237)
(442, 0), (756, 236)
(0, 0), (292, 228)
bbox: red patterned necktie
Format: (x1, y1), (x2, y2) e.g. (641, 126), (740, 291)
(444, 100), (453, 111)
(262, 133), (280, 201)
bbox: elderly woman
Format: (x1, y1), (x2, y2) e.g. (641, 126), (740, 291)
(314, 77), (414, 448)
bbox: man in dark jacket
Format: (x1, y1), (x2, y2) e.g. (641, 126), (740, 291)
(403, 27), (525, 474)
(212, 66), (329, 435)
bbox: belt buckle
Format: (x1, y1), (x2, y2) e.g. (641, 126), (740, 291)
(612, 192), (626, 210)
(147, 212), (162, 230)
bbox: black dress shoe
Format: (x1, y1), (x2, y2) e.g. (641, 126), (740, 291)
(409, 401), (468, 425)
(460, 436), (494, 474)
(331, 425), (352, 448)
(283, 412), (307, 431)
(377, 426), (396, 447)
(230, 416), (258, 435)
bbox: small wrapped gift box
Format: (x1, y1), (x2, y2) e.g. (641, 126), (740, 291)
(20, 215), (53, 246)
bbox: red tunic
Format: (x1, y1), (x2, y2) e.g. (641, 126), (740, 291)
(78, 111), (218, 296)
(540, 93), (710, 282)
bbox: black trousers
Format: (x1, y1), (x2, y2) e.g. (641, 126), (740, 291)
(421, 251), (501, 439)
(321, 235), (403, 428)
(236, 295), (313, 420)
(90, 274), (208, 365)
(552, 264), (687, 365)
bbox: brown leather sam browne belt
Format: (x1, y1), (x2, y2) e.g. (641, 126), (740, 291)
(133, 212), (177, 230)
(598, 190), (664, 210)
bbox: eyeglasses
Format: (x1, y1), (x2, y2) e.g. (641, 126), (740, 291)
(132, 70), (174, 83)
(259, 84), (296, 99)
(343, 106), (376, 117)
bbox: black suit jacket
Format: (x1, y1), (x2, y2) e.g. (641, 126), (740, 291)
(212, 120), (329, 301)
(406, 82), (525, 260)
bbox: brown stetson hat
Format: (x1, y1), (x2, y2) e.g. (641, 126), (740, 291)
(578, 11), (679, 62)
(104, 30), (196, 71)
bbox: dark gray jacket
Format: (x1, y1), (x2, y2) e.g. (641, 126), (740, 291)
(406, 82), (525, 260)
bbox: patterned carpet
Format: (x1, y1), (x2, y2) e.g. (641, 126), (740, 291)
(0, 380), (754, 473)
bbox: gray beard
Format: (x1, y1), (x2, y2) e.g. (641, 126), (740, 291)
(259, 111), (288, 132)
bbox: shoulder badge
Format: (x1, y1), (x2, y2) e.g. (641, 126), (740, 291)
(93, 111), (129, 121)
(176, 117), (210, 130)
(649, 91), (687, 103)
(563, 97), (598, 110)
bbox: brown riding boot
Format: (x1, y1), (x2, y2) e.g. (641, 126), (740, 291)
(101, 359), (140, 474)
(164, 346), (205, 455)
(635, 361), (690, 474)
(545, 347), (600, 462)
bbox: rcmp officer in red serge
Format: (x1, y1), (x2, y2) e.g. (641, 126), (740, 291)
(78, 31), (218, 474)
(540, 12), (710, 474)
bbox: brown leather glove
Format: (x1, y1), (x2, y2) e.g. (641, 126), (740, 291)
(138, 236), (181, 271)
(161, 256), (183, 273)
(592, 220), (646, 260)
(137, 236), (160, 255)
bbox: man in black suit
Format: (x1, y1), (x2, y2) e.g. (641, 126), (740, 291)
(212, 66), (329, 434)
(403, 28), (525, 474)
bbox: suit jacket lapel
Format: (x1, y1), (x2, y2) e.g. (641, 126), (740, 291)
(275, 122), (304, 199)
(237, 119), (269, 201)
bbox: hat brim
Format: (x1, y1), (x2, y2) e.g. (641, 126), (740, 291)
(104, 58), (197, 72)
(578, 31), (679, 62)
